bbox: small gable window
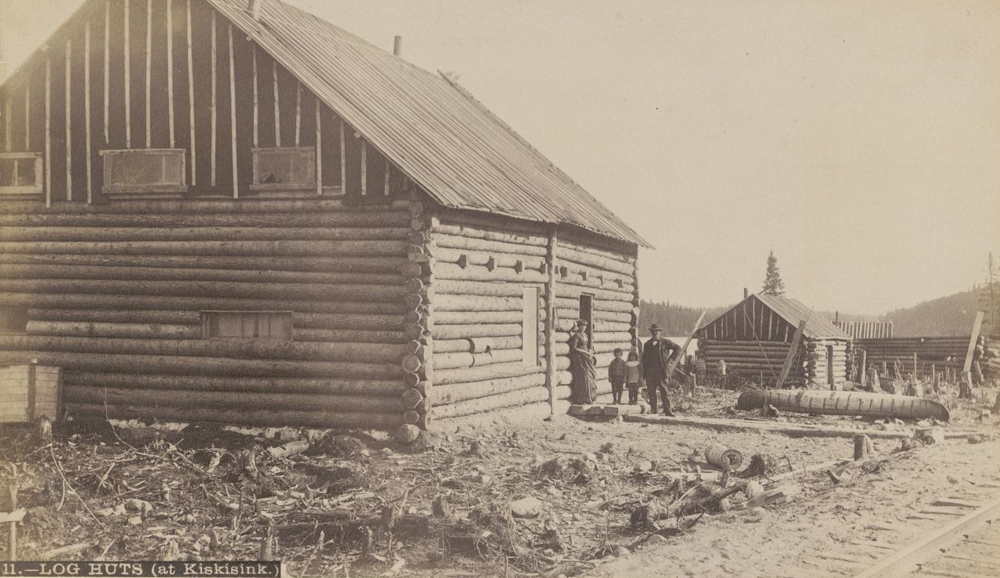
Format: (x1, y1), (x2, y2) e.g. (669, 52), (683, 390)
(251, 147), (316, 192)
(202, 311), (293, 340)
(102, 149), (186, 195)
(0, 153), (44, 195)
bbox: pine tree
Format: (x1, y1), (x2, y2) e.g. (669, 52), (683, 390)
(761, 250), (786, 296)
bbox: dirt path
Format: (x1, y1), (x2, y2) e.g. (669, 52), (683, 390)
(585, 437), (1000, 578)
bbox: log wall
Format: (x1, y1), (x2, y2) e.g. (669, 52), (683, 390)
(698, 338), (851, 387)
(856, 336), (970, 379)
(0, 198), (424, 432)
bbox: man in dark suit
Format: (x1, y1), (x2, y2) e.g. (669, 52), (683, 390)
(642, 323), (681, 416)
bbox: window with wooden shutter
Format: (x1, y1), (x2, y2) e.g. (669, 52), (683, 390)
(101, 149), (187, 195)
(201, 311), (293, 340)
(251, 147), (317, 191)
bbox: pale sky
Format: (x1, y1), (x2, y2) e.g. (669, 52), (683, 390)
(2, 0), (998, 315)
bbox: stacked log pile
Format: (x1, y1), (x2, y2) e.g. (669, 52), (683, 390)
(0, 199), (420, 432)
(856, 336), (971, 379)
(803, 339), (851, 387)
(553, 231), (639, 405)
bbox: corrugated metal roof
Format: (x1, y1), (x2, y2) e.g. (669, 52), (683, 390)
(754, 293), (852, 340)
(203, 0), (650, 247)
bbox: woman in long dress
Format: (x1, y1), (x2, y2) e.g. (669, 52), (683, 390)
(568, 319), (598, 404)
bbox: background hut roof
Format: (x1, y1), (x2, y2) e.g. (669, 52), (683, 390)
(751, 293), (851, 340)
(205, 0), (651, 247)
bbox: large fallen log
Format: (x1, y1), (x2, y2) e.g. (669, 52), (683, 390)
(0, 335), (407, 364)
(0, 226), (412, 243)
(0, 351), (406, 379)
(62, 373), (408, 396)
(65, 386), (407, 413)
(736, 390), (950, 421)
(67, 403), (405, 430)
(0, 253), (409, 273)
(1, 279), (407, 302)
(2, 293), (408, 315)
(0, 264), (405, 286)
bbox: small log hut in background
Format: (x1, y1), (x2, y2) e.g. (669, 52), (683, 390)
(0, 0), (650, 435)
(696, 293), (853, 388)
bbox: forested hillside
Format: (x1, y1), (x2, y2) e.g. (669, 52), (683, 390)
(885, 289), (994, 337)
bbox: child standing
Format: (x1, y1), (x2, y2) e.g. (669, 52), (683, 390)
(608, 348), (627, 404)
(626, 350), (642, 404)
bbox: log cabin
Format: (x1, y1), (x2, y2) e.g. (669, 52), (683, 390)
(696, 293), (853, 388)
(0, 0), (650, 437)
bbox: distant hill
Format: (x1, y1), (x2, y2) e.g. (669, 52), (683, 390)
(884, 289), (991, 337)
(638, 300), (730, 336)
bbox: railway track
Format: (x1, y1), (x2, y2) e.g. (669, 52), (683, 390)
(791, 484), (1000, 578)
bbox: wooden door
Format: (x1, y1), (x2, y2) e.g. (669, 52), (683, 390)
(827, 345), (835, 386)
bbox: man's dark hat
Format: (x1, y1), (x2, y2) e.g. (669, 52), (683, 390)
(649, 323), (662, 331)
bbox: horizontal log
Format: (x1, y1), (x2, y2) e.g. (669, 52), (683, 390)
(434, 362), (545, 386)
(433, 233), (548, 257)
(0, 335), (407, 364)
(593, 342), (634, 355)
(432, 262), (548, 284)
(26, 321), (201, 340)
(0, 253), (409, 273)
(435, 208), (549, 237)
(0, 264), (404, 286)
(737, 390), (950, 421)
(433, 336), (523, 354)
(26, 310), (405, 331)
(434, 295), (523, 312)
(0, 212), (415, 230)
(430, 247), (546, 271)
(435, 311), (524, 325)
(66, 386), (407, 413)
(68, 403), (405, 430)
(592, 331), (634, 343)
(0, 240), (408, 257)
(550, 343), (571, 356)
(556, 272), (635, 295)
(431, 386), (549, 420)
(0, 351), (405, 379)
(0, 226), (412, 243)
(294, 329), (409, 344)
(2, 293), (408, 315)
(554, 319), (632, 333)
(557, 236), (636, 263)
(63, 372), (408, 396)
(555, 308), (633, 324)
(553, 297), (634, 314)
(433, 349), (524, 370)
(431, 324), (522, 340)
(0, 198), (411, 215)
(430, 223), (548, 247)
(553, 247), (634, 276)
(434, 280), (538, 298)
(555, 284), (635, 303)
(434, 373), (547, 406)
(1, 279), (407, 303)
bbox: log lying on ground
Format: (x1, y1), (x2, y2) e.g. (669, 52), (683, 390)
(0, 335), (407, 364)
(433, 336), (523, 354)
(68, 403), (405, 430)
(737, 390), (950, 421)
(66, 386), (407, 413)
(0, 253), (409, 273)
(1, 279), (406, 302)
(0, 351), (406, 379)
(2, 293), (408, 315)
(0, 264), (404, 286)
(431, 324), (522, 340)
(433, 349), (524, 370)
(63, 372), (408, 396)
(0, 240), (409, 257)
(0, 226), (412, 243)
(434, 373), (547, 405)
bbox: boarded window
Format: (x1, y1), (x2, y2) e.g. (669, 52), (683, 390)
(0, 153), (43, 195)
(0, 307), (29, 334)
(201, 311), (292, 340)
(101, 149), (186, 194)
(522, 287), (540, 366)
(251, 147), (316, 191)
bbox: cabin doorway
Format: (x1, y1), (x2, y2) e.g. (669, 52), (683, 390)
(827, 345), (835, 387)
(579, 294), (594, 345)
